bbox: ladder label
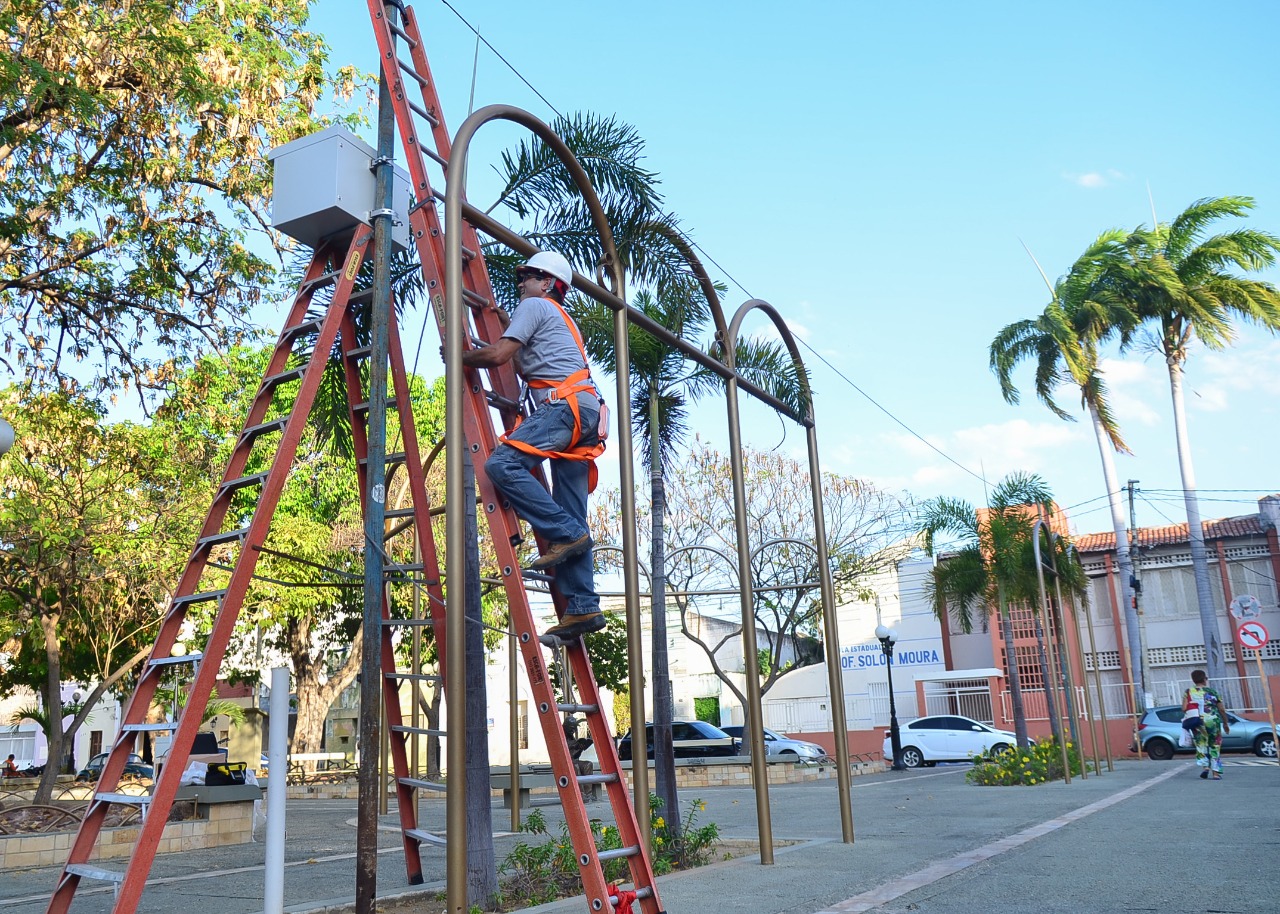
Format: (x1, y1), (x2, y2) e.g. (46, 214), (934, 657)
(344, 250), (363, 281)
(528, 653), (544, 686)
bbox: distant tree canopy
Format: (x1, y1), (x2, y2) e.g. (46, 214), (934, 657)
(0, 0), (360, 396)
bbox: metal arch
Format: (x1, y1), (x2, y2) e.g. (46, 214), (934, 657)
(442, 103), (652, 839)
(1052, 535), (1113, 773)
(1032, 519), (1073, 783)
(719, 298), (852, 848)
(592, 543), (654, 590)
(633, 219), (732, 364)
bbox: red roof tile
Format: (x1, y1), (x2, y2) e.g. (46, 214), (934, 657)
(1076, 514), (1265, 553)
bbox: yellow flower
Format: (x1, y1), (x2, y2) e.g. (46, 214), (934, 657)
(1022, 756), (1030, 763)
(655, 836), (664, 846)
(654, 816), (665, 828)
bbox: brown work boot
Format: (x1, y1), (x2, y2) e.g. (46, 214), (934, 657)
(539, 612), (607, 646)
(529, 533), (592, 570)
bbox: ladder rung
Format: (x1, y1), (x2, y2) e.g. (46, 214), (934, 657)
(424, 147), (448, 168)
(384, 618), (439, 628)
(197, 526), (251, 549)
(122, 722), (176, 733)
(348, 286), (374, 304)
(299, 271), (341, 293)
(576, 773), (620, 787)
(391, 725), (445, 738)
(385, 507), (415, 519)
(461, 287), (489, 307)
(597, 845), (641, 862)
(359, 452), (406, 467)
(522, 570), (554, 583)
(65, 863), (125, 884)
(485, 391), (521, 411)
(346, 345), (373, 360)
(172, 589), (227, 608)
(240, 416), (289, 441)
(220, 471), (270, 494)
(406, 98), (440, 129)
(399, 777), (446, 792)
(263, 366), (307, 389)
(95, 792), (152, 806)
(396, 57), (428, 88)
(405, 828), (447, 847)
(557, 703), (599, 714)
(283, 317), (325, 338)
(387, 20), (417, 48)
(150, 652), (204, 668)
(386, 671), (442, 683)
(351, 400), (401, 413)
(385, 562), (425, 573)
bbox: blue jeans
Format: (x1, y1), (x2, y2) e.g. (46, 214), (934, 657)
(485, 401), (600, 616)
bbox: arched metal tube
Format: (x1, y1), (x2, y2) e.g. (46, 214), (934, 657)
(1032, 519), (1072, 784)
(1054, 529), (1105, 773)
(444, 104), (645, 894)
(721, 298), (852, 848)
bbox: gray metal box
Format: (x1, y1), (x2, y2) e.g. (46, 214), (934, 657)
(267, 126), (412, 252)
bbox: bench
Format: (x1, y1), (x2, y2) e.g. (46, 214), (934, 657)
(285, 753), (356, 785)
(490, 764), (600, 809)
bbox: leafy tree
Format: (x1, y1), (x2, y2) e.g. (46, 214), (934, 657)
(990, 230), (1148, 713)
(0, 385), (184, 801)
(593, 440), (917, 709)
(918, 472), (1059, 748)
(1109, 196), (1280, 680)
(0, 0), (359, 396)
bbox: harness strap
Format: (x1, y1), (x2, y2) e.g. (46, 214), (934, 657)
(499, 301), (607, 492)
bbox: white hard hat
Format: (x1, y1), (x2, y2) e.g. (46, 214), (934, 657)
(523, 251), (573, 287)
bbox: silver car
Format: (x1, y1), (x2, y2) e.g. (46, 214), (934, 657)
(721, 726), (829, 760)
(1137, 706), (1278, 760)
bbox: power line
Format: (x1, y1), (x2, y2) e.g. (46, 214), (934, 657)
(436, 0), (563, 118)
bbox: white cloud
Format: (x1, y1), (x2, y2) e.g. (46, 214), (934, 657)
(1099, 356), (1163, 426)
(1065, 168), (1127, 189)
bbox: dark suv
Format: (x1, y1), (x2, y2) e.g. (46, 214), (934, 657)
(616, 721), (740, 760)
(76, 752), (154, 781)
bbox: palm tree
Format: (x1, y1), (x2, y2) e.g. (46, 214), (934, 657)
(1112, 196), (1280, 681)
(990, 231), (1148, 714)
(918, 472), (1056, 747)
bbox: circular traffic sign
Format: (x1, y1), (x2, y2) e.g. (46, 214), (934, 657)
(1237, 620), (1269, 650)
(1229, 594), (1262, 620)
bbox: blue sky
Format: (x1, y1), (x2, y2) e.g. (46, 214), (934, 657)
(302, 0), (1280, 539)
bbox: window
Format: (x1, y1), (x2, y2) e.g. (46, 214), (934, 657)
(517, 701), (529, 750)
(89, 730), (103, 758)
(0, 728), (37, 763)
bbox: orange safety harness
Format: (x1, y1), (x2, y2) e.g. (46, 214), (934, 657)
(499, 299), (608, 492)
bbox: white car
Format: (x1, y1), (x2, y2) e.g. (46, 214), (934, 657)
(721, 726), (828, 760)
(885, 715), (1021, 768)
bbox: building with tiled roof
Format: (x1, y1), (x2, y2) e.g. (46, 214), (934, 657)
(1074, 495), (1280, 715)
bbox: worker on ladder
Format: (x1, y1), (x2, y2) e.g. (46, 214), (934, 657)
(462, 251), (609, 645)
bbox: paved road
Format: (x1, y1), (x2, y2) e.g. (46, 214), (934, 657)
(3, 758), (1276, 914)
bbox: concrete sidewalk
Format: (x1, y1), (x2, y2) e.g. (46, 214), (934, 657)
(3, 758), (1276, 914)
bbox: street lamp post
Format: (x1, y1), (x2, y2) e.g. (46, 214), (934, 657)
(875, 625), (905, 771)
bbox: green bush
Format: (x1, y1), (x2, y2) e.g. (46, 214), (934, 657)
(966, 738), (1088, 786)
(498, 795), (720, 907)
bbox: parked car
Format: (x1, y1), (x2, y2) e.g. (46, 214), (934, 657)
(616, 721), (740, 760)
(885, 715), (1021, 768)
(76, 752), (154, 781)
(720, 726), (829, 760)
(1137, 705), (1278, 760)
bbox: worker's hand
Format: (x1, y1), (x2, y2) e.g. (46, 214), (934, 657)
(495, 306), (511, 330)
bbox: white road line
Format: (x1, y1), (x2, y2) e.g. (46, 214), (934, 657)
(811, 764), (1185, 914)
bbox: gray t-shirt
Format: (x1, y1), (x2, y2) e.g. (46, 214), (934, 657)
(503, 297), (601, 411)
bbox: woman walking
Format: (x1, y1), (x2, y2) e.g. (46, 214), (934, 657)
(1183, 669), (1230, 779)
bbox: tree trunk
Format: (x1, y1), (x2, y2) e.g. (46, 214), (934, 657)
(34, 611), (63, 805)
(648, 396), (679, 836)
(998, 585), (1029, 748)
(1089, 401), (1143, 713)
(462, 452), (496, 905)
(290, 616), (363, 761)
(1166, 357), (1226, 680)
